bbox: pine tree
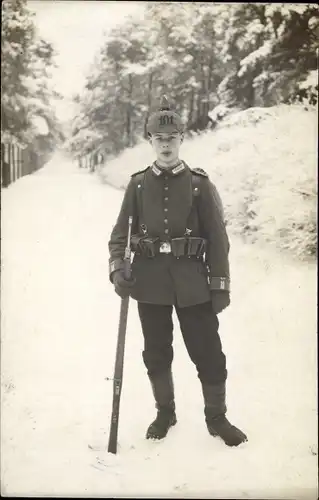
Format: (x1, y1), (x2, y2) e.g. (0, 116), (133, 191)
(67, 3), (318, 158)
(1, 0), (36, 143)
(2, 0), (63, 154)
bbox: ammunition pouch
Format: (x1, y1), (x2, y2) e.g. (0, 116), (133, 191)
(171, 237), (206, 258)
(131, 234), (160, 258)
(131, 234), (206, 259)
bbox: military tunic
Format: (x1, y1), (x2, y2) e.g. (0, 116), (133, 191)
(108, 161), (230, 308)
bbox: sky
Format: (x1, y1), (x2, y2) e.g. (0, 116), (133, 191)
(27, 1), (146, 120)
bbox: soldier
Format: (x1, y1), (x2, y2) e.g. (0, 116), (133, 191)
(108, 96), (247, 447)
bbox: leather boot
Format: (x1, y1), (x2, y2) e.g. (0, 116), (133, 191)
(146, 369), (177, 440)
(202, 382), (248, 447)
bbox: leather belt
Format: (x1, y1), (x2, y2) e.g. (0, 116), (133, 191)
(131, 234), (206, 258)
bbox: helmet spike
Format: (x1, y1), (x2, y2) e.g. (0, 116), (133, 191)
(159, 95), (170, 111)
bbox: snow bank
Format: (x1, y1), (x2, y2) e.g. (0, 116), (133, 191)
(97, 104), (317, 260)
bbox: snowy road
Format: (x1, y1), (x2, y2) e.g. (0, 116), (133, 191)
(1, 153), (317, 498)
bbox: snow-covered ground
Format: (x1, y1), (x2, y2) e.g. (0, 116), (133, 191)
(1, 152), (317, 498)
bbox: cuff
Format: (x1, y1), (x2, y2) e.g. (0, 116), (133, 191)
(109, 259), (124, 282)
(209, 277), (230, 292)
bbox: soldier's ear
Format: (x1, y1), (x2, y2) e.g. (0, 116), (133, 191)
(147, 133), (153, 144)
(180, 133), (184, 144)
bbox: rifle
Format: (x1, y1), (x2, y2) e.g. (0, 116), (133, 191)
(107, 216), (133, 454)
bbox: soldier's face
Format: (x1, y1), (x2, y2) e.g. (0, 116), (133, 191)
(149, 132), (183, 167)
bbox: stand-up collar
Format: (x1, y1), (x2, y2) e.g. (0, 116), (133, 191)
(151, 160), (186, 177)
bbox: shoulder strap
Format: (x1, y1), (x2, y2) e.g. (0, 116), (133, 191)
(190, 167), (208, 199)
(131, 168), (149, 233)
(185, 171), (204, 233)
(190, 167), (209, 178)
(191, 172), (202, 198)
(131, 166), (149, 178)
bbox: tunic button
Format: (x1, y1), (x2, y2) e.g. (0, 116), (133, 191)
(164, 229), (169, 234)
(164, 186), (168, 191)
(164, 197), (168, 201)
(164, 208), (168, 212)
(164, 219), (168, 224)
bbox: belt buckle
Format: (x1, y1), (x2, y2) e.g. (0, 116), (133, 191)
(159, 242), (171, 254)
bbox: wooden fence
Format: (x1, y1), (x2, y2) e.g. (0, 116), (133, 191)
(1, 143), (41, 188)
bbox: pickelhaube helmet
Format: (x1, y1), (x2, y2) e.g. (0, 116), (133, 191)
(146, 95), (184, 135)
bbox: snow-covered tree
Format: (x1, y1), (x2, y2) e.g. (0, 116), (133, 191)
(217, 4), (319, 108)
(1, 0), (36, 143)
(1, 0), (63, 155)
(68, 3), (318, 158)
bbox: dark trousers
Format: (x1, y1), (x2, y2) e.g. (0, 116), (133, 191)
(137, 301), (227, 385)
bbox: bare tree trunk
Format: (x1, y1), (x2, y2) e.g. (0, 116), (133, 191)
(187, 88), (194, 125)
(144, 72), (153, 138)
(201, 61), (208, 116)
(195, 94), (199, 121)
(206, 54), (214, 114)
(126, 74), (133, 147)
(246, 76), (256, 108)
(196, 92), (202, 121)
(195, 60), (207, 120)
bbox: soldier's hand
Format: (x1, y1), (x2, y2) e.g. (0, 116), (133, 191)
(211, 291), (230, 314)
(112, 270), (136, 299)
